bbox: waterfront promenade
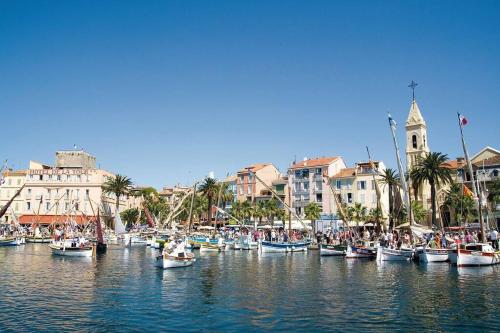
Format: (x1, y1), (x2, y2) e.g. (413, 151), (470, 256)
(0, 244), (498, 332)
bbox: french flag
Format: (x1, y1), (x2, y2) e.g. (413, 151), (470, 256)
(458, 114), (468, 127)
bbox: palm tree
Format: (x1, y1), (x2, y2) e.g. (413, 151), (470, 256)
(120, 208), (139, 228)
(411, 201), (428, 224)
(368, 207), (384, 231)
(241, 200), (253, 224)
(265, 199), (279, 227)
(351, 202), (367, 229)
(304, 202), (322, 234)
(379, 168), (400, 231)
(411, 152), (453, 229)
(444, 183), (464, 225)
(102, 174), (132, 226)
(199, 177), (218, 229)
(252, 201), (267, 227)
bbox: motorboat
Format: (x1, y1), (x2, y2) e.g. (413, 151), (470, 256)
(419, 246), (450, 263)
(345, 245), (376, 259)
(449, 243), (499, 267)
(377, 246), (414, 261)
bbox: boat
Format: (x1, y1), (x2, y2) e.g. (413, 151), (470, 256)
(419, 247), (450, 263)
(232, 240), (242, 250)
(259, 241), (309, 253)
(0, 237), (19, 246)
(49, 240), (93, 257)
(377, 246), (414, 261)
(345, 245), (376, 259)
(155, 242), (195, 269)
(449, 243), (500, 267)
(26, 236), (52, 243)
(319, 244), (347, 256)
(200, 241), (224, 252)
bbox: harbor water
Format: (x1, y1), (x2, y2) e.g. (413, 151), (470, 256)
(0, 244), (498, 332)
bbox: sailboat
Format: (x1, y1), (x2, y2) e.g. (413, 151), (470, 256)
(0, 186), (25, 246)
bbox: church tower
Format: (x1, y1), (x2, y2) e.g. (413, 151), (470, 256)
(405, 86), (431, 210)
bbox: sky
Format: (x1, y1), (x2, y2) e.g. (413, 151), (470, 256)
(1, 0), (499, 188)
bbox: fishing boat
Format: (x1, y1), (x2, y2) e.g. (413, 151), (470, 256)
(200, 239), (225, 252)
(259, 241), (309, 253)
(345, 245), (376, 259)
(449, 243), (499, 267)
(419, 247), (450, 263)
(26, 236), (51, 243)
(0, 236), (20, 246)
(319, 244), (347, 256)
(232, 239), (242, 250)
(155, 242), (195, 269)
(377, 246), (414, 261)
(49, 239), (93, 257)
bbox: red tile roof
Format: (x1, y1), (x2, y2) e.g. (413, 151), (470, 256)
(332, 167), (356, 178)
(289, 157), (340, 170)
(238, 163), (271, 173)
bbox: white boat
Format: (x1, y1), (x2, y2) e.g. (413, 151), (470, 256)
(0, 237), (19, 246)
(26, 236), (52, 243)
(377, 246), (414, 261)
(49, 240), (93, 257)
(419, 247), (450, 263)
(155, 252), (196, 268)
(200, 242), (223, 252)
(259, 241), (309, 253)
(232, 239), (242, 250)
(345, 245), (376, 259)
(449, 243), (499, 267)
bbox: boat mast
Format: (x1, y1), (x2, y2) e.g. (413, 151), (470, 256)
(388, 113), (413, 225)
(457, 113), (485, 242)
(187, 182), (197, 233)
(366, 146), (385, 231)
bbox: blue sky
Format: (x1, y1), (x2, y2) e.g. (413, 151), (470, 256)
(1, 1), (499, 188)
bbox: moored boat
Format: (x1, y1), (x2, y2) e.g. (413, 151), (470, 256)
(259, 241), (309, 253)
(0, 237), (19, 246)
(320, 244), (347, 256)
(49, 240), (93, 257)
(419, 247), (450, 263)
(26, 236), (52, 243)
(449, 243), (499, 267)
(377, 246), (414, 261)
(345, 245), (376, 259)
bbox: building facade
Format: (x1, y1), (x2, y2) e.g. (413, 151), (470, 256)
(0, 169), (27, 223)
(288, 157), (346, 217)
(330, 161), (390, 225)
(236, 164), (281, 202)
(0, 150), (126, 225)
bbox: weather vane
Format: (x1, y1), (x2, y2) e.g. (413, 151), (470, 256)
(408, 80), (418, 100)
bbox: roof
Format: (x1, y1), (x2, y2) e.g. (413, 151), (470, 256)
(406, 99), (426, 127)
(477, 155), (500, 167)
(2, 170), (27, 177)
(332, 167), (356, 178)
(238, 163), (271, 173)
(19, 214), (96, 225)
(289, 157), (340, 170)
(441, 159), (466, 170)
(471, 146), (500, 162)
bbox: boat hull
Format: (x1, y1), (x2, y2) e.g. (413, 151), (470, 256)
(26, 237), (52, 243)
(260, 241), (308, 253)
(0, 238), (21, 246)
(377, 247), (413, 261)
(420, 248), (449, 263)
(155, 255), (196, 269)
(49, 244), (93, 257)
(345, 246), (376, 259)
(450, 250), (500, 267)
(320, 245), (346, 256)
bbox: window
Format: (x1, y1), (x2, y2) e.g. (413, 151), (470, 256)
(357, 181), (366, 190)
(46, 202), (50, 211)
(315, 168), (322, 175)
(346, 181), (352, 190)
(86, 189), (90, 199)
(303, 182), (309, 190)
(336, 180), (342, 189)
(247, 184), (252, 194)
(57, 175), (61, 181)
(65, 203), (69, 211)
(39, 175), (43, 181)
(26, 202), (31, 210)
(316, 193), (322, 202)
(412, 134), (417, 149)
(347, 193), (353, 203)
(315, 181), (322, 191)
(75, 203), (79, 211)
(66, 189), (70, 198)
(493, 170), (499, 177)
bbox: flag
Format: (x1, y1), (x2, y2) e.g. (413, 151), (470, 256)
(458, 114), (468, 127)
(463, 185), (473, 197)
(388, 113), (397, 129)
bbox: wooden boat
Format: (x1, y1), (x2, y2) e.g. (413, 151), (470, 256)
(200, 242), (223, 252)
(49, 240), (93, 257)
(26, 236), (52, 243)
(156, 251), (195, 268)
(259, 241), (309, 253)
(345, 245), (376, 259)
(449, 243), (500, 267)
(419, 247), (450, 263)
(377, 246), (414, 261)
(320, 244), (347, 256)
(0, 237), (19, 246)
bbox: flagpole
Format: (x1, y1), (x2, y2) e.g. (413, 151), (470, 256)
(457, 112), (485, 242)
(388, 113), (413, 226)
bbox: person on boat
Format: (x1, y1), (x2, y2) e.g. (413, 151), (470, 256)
(490, 229), (498, 250)
(434, 233), (441, 248)
(465, 232), (472, 244)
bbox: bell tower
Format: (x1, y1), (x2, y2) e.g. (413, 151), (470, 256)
(405, 81), (430, 207)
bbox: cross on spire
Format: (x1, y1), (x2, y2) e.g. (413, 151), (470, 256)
(408, 80), (418, 100)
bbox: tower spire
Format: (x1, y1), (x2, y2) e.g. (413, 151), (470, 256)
(408, 80), (418, 100)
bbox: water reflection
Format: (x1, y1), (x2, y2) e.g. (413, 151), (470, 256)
(0, 244), (498, 332)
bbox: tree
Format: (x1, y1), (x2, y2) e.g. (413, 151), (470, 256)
(351, 202), (367, 229)
(102, 174), (132, 227)
(411, 152), (452, 229)
(198, 177), (218, 229)
(444, 183), (464, 225)
(120, 208), (139, 228)
(252, 201), (267, 227)
(488, 178), (500, 206)
(265, 199), (279, 227)
(368, 207), (384, 231)
(379, 168), (400, 231)
(411, 201), (428, 224)
(304, 202), (322, 234)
